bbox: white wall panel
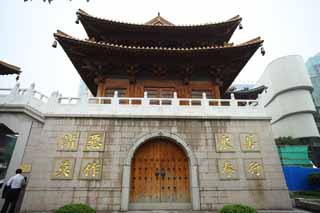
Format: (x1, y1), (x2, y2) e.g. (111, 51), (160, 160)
(257, 55), (319, 138)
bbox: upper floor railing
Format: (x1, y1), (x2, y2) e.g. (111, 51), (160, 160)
(0, 83), (267, 119)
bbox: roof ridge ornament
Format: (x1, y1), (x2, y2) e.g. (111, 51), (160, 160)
(145, 12), (175, 26)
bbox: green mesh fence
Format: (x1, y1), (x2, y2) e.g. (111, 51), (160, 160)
(278, 145), (312, 167)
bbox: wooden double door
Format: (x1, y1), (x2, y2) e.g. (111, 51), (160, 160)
(130, 140), (190, 203)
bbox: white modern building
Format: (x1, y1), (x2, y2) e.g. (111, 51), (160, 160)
(257, 55), (319, 139)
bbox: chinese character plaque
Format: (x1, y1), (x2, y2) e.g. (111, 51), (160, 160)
(215, 133), (236, 152)
(20, 163), (32, 173)
(84, 132), (105, 152)
(79, 158), (103, 180)
(51, 157), (75, 180)
(240, 133), (260, 152)
(57, 132), (80, 151)
(218, 159), (240, 180)
(244, 158), (265, 179)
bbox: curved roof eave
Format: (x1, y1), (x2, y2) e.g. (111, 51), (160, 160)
(223, 85), (267, 99)
(54, 30), (263, 53)
(76, 9), (242, 29)
(0, 59), (21, 75)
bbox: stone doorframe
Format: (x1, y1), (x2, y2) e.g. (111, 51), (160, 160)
(120, 131), (200, 211)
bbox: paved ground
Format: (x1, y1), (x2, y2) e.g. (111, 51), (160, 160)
(19, 208), (313, 213)
(94, 209), (312, 213)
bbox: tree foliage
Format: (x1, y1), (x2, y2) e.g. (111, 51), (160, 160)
(54, 203), (95, 213)
(275, 137), (299, 146)
(219, 204), (257, 213)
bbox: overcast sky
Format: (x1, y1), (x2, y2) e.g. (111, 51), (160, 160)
(0, 0), (319, 96)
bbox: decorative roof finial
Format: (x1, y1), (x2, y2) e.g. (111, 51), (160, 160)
(158, 12), (160, 16)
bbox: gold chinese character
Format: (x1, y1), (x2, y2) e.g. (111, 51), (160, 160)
(82, 161), (101, 177)
(219, 135), (233, 150)
(222, 161), (235, 177)
(85, 134), (103, 150)
(20, 164), (32, 173)
(248, 162), (262, 176)
(55, 160), (71, 177)
(58, 133), (78, 150)
(244, 134), (256, 150)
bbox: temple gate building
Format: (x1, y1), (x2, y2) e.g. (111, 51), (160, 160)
(0, 10), (293, 212)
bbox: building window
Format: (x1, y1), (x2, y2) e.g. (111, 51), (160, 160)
(105, 88), (127, 97)
(145, 88), (174, 105)
(144, 88), (174, 98)
(191, 90), (213, 99)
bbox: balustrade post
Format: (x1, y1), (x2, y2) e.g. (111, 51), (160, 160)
(3, 83), (21, 104)
(230, 93), (237, 108)
(201, 92), (209, 114)
(201, 92), (209, 107)
(257, 94), (264, 110)
(142, 91), (148, 106)
(48, 91), (60, 104)
(79, 93), (88, 105)
(172, 92), (178, 106)
(112, 91), (119, 111)
(46, 91), (60, 112)
(25, 83), (35, 101)
(10, 82), (20, 96)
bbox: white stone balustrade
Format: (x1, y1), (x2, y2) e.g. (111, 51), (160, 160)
(0, 83), (268, 119)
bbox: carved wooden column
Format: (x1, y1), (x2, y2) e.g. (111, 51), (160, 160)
(127, 65), (138, 84)
(94, 75), (107, 97)
(181, 64), (193, 85)
(126, 65), (139, 97)
(209, 65), (224, 98)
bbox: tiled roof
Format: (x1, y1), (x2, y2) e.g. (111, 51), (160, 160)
(77, 9), (241, 28)
(54, 30), (263, 52)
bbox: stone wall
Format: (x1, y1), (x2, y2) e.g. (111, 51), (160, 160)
(20, 117), (292, 212)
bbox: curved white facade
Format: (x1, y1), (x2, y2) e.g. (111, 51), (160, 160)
(257, 55), (319, 138)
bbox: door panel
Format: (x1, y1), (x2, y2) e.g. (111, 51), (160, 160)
(130, 140), (190, 203)
(130, 142), (161, 202)
(160, 141), (190, 202)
